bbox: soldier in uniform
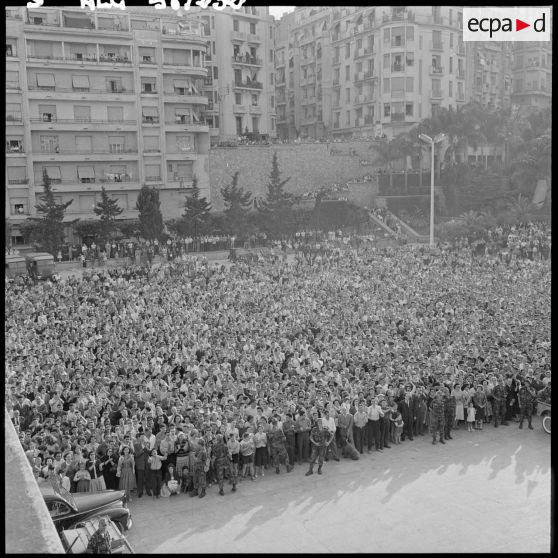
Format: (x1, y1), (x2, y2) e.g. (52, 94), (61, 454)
(86, 517), (112, 554)
(212, 434), (231, 495)
(429, 391), (446, 445)
(443, 387), (456, 440)
(190, 438), (207, 498)
(305, 418), (333, 476)
(492, 376), (509, 427)
(518, 379), (537, 430)
(268, 418), (293, 474)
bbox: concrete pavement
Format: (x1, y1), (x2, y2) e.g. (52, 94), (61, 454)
(125, 420), (550, 553)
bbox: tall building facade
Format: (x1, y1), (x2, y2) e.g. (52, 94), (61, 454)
(6, 5), (210, 243)
(194, 5), (277, 144)
(465, 42), (512, 111)
(511, 42), (552, 109)
(274, 6), (522, 141)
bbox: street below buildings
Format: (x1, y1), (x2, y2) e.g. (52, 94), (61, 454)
(126, 420), (550, 553)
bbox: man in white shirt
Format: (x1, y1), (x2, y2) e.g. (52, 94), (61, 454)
(367, 397), (384, 453)
(322, 409), (340, 462)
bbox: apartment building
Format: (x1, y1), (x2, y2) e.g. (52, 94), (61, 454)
(5, 5), (210, 243)
(192, 5), (276, 144)
(465, 42), (512, 111)
(511, 42), (552, 109)
(275, 6), (525, 142)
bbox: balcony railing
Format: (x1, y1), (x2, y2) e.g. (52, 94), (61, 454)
(232, 55), (263, 66)
(430, 66), (444, 74)
(364, 71), (376, 79)
(7, 83), (21, 90)
(364, 116), (374, 124)
(30, 118), (136, 125)
(141, 89), (158, 95)
(430, 41), (444, 51)
(6, 146), (25, 153)
(391, 113), (405, 122)
(382, 11), (415, 23)
(8, 178), (29, 185)
(233, 80), (263, 90)
(28, 86), (134, 95)
(34, 149), (138, 155)
(392, 64), (404, 72)
(164, 120), (208, 127)
(26, 54), (132, 64)
(233, 104), (247, 113)
(6, 113), (23, 122)
(430, 89), (444, 99)
(457, 70), (465, 79)
(6, 9), (22, 19)
(145, 176), (162, 182)
(142, 118), (160, 124)
(391, 89), (405, 99)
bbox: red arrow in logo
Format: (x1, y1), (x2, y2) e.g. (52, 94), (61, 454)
(516, 19), (530, 31)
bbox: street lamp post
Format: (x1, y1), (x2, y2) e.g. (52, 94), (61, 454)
(419, 133), (445, 248)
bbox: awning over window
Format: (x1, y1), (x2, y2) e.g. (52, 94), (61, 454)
(44, 167), (61, 179)
(77, 166), (95, 179)
(37, 74), (55, 87)
(72, 75), (90, 88)
(142, 107), (158, 117)
(174, 79), (189, 88)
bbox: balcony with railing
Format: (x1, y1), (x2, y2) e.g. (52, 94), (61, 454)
(392, 64), (404, 73)
(233, 80), (263, 91)
(6, 113), (23, 123)
(231, 31), (247, 42)
(8, 178), (29, 185)
(6, 8), (22, 19)
(6, 82), (21, 90)
(430, 41), (444, 51)
(382, 10), (415, 23)
(391, 89), (406, 99)
(28, 86), (134, 96)
(30, 118), (137, 126)
(364, 70), (376, 80)
(247, 33), (261, 43)
(457, 69), (465, 79)
(26, 53), (132, 65)
(232, 54), (263, 66)
(364, 115), (375, 125)
(145, 176), (162, 182)
(249, 105), (262, 114)
(233, 104), (248, 113)
(430, 89), (444, 99)
(391, 112), (406, 122)
(430, 65), (444, 75)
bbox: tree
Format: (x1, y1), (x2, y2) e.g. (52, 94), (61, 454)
(182, 175), (212, 237)
(27, 169), (73, 255)
(93, 186), (123, 243)
(221, 171), (253, 238)
(136, 185), (164, 240)
(256, 152), (294, 237)
(74, 220), (104, 243)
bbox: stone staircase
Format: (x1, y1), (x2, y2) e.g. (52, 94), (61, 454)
(384, 210), (430, 243)
(367, 211), (399, 239)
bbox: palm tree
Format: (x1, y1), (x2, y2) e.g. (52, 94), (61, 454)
(507, 194), (534, 222)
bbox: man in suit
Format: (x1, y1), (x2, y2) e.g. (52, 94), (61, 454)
(133, 433), (151, 497)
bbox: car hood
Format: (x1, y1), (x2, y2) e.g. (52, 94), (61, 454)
(71, 490), (125, 513)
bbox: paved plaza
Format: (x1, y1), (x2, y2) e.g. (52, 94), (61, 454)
(126, 420), (550, 553)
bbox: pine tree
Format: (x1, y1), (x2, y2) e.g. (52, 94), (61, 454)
(221, 171), (253, 237)
(136, 185), (164, 240)
(94, 186), (123, 242)
(182, 175), (212, 237)
(257, 152), (293, 237)
(29, 169), (73, 255)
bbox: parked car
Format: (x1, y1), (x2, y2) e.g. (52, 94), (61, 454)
(24, 252), (55, 279)
(60, 516), (134, 554)
(41, 484), (132, 533)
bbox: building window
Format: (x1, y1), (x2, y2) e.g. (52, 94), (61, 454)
(233, 19), (239, 32)
(213, 66), (218, 79)
(269, 49), (273, 63)
(250, 22), (256, 35)
(345, 87), (350, 103)
(405, 103), (413, 116)
(40, 135), (59, 153)
(39, 104), (57, 122)
(345, 43), (350, 58)
(252, 117), (259, 133)
(345, 65), (350, 80)
(391, 27), (404, 47)
(235, 93), (242, 105)
(109, 136), (124, 153)
(450, 33), (454, 48)
(74, 105), (91, 122)
(346, 110), (350, 126)
(383, 77), (390, 93)
(384, 103), (390, 117)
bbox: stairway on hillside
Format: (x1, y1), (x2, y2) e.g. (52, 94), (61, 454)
(384, 209), (430, 243)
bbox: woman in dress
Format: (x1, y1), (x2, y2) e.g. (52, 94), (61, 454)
(116, 446), (136, 502)
(86, 451), (106, 492)
(453, 384), (465, 429)
(73, 461), (91, 492)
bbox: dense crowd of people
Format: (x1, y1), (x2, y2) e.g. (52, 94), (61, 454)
(5, 221), (550, 502)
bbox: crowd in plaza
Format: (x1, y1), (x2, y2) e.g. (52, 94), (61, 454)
(5, 220), (550, 501)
